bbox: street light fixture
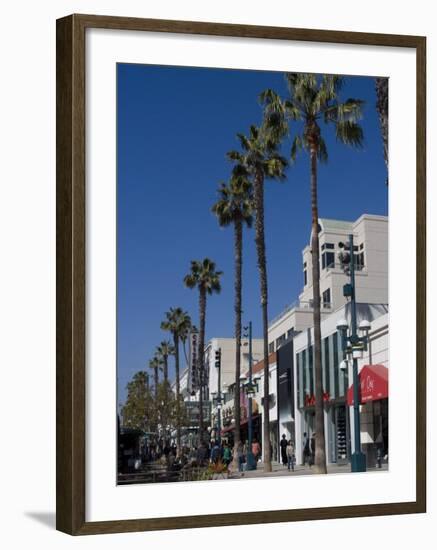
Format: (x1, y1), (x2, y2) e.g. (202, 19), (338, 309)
(337, 233), (368, 473)
(240, 321), (260, 471)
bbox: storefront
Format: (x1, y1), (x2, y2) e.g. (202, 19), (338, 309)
(296, 330), (351, 465)
(276, 340), (295, 456)
(347, 363), (389, 467)
(219, 391), (262, 448)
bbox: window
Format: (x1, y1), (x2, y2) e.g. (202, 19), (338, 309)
(276, 333), (286, 349)
(354, 252), (365, 270)
(321, 242), (334, 251)
(296, 353), (301, 408)
(303, 262), (307, 285)
(324, 336), (330, 395)
(268, 341), (275, 354)
(333, 333), (339, 399)
(322, 251), (335, 269)
(309, 345), (314, 395)
(287, 327), (295, 339)
(322, 288), (331, 308)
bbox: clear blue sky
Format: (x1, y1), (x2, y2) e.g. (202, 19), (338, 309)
(117, 64), (388, 403)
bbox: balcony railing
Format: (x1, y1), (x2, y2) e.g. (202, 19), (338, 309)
(269, 300), (332, 327)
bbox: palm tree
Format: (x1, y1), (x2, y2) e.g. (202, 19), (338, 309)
(227, 125), (287, 472)
(148, 356), (162, 401)
(184, 259), (223, 444)
(261, 74), (364, 474)
(148, 356), (162, 438)
(211, 173), (253, 468)
(375, 77), (388, 183)
(161, 307), (192, 450)
(156, 340), (175, 388)
(155, 341), (175, 445)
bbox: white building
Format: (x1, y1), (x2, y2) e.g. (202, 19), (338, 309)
(248, 214), (389, 466)
(293, 304), (388, 467)
(268, 214), (388, 354)
(206, 337), (263, 442)
(206, 337), (263, 400)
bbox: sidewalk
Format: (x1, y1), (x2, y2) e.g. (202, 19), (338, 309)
(228, 461), (389, 479)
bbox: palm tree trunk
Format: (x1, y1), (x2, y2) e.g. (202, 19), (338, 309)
(232, 219), (243, 470)
(153, 366), (159, 440)
(162, 354), (168, 445)
(309, 146), (327, 474)
(253, 169), (271, 472)
(163, 355), (168, 385)
(174, 333), (181, 451)
(198, 287), (207, 444)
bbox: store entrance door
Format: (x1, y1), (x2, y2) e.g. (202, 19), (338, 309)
(334, 405), (349, 465)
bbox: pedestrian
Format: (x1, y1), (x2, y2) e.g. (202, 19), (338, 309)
(196, 442), (207, 466)
(211, 440), (221, 464)
(302, 432), (311, 466)
(252, 439), (261, 462)
(286, 440), (296, 471)
(223, 442), (232, 466)
(309, 432), (316, 467)
(280, 433), (288, 467)
(236, 440), (245, 472)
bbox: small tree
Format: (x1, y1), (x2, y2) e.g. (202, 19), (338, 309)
(122, 371), (154, 433)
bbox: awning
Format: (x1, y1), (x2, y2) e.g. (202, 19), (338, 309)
(220, 414), (260, 435)
(347, 364), (388, 406)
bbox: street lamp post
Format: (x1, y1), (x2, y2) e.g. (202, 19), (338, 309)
(243, 321), (259, 471)
(212, 348), (223, 446)
(337, 233), (368, 473)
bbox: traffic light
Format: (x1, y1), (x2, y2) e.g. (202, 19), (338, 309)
(214, 349), (221, 369)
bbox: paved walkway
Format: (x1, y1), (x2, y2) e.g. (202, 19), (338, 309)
(228, 461), (388, 479)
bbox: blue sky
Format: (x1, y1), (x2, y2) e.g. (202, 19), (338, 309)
(117, 64), (388, 403)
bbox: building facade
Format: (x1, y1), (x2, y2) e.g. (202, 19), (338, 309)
(245, 214), (389, 466)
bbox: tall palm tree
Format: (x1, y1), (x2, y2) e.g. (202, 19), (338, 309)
(184, 259), (223, 444)
(375, 77), (388, 183)
(148, 356), (162, 401)
(261, 74), (364, 474)
(155, 341), (175, 445)
(148, 356), (162, 438)
(228, 125), (287, 472)
(156, 340), (175, 388)
(211, 173), (253, 467)
(161, 307), (192, 450)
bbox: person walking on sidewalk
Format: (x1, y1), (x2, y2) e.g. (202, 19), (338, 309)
(280, 434), (288, 467)
(252, 439), (261, 462)
(309, 433), (316, 467)
(286, 440), (296, 471)
(302, 432), (311, 466)
(236, 440), (245, 472)
(222, 442), (232, 467)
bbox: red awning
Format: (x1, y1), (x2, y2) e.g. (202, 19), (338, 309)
(347, 364), (388, 406)
(220, 414), (260, 435)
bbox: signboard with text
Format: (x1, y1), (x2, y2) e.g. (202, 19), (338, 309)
(187, 331), (199, 394)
